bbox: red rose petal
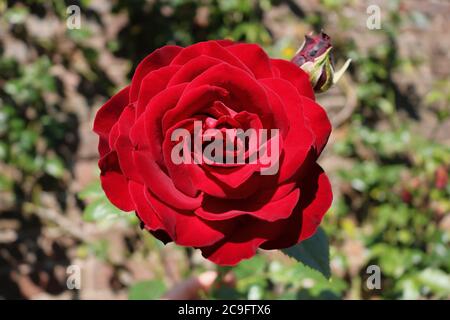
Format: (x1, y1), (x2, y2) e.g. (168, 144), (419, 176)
(300, 96), (332, 155)
(133, 149), (203, 211)
(260, 163), (332, 249)
(171, 41), (252, 75)
(136, 65), (181, 116)
(186, 63), (274, 128)
(98, 151), (134, 212)
(145, 189), (229, 247)
(128, 180), (166, 231)
(215, 39), (235, 47)
(298, 164), (333, 241)
(140, 83), (187, 165)
(130, 45), (182, 102)
(93, 86), (130, 156)
(167, 55), (222, 87)
(271, 59), (315, 100)
(196, 187), (299, 222)
(162, 118), (201, 198)
(226, 43), (274, 79)
(260, 78), (314, 182)
(161, 84), (229, 133)
(200, 236), (266, 266)
(114, 105), (143, 183)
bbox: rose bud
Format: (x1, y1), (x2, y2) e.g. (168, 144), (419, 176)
(292, 31), (351, 93)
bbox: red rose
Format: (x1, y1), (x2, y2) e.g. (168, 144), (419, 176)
(93, 40), (332, 265)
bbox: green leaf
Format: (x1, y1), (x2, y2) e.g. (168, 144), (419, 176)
(128, 280), (166, 300)
(234, 255), (266, 279)
(416, 268), (450, 296)
(83, 197), (123, 222)
(234, 255), (267, 294)
(281, 227), (331, 279)
(44, 157), (65, 178)
(78, 181), (103, 200)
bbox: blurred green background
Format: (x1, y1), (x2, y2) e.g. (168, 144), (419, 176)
(0, 0), (449, 300)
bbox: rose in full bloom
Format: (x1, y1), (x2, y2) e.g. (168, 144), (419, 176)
(93, 40), (332, 265)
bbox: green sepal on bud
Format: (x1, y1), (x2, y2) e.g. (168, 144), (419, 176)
(292, 32), (351, 93)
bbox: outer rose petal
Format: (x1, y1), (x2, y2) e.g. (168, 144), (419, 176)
(260, 162), (333, 250)
(300, 96), (332, 155)
(270, 59), (315, 100)
(297, 164), (333, 240)
(167, 55), (222, 87)
(201, 162), (332, 265)
(200, 236), (266, 266)
(98, 151), (134, 212)
(199, 214), (286, 266)
(114, 105), (143, 183)
(93, 86), (130, 156)
(171, 41), (252, 75)
(133, 149), (203, 210)
(226, 43), (274, 78)
(145, 189), (230, 247)
(215, 39), (235, 47)
(128, 181), (166, 231)
(128, 181), (172, 244)
(259, 78), (314, 182)
(136, 65), (181, 116)
(142, 83), (187, 164)
(130, 45), (182, 102)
